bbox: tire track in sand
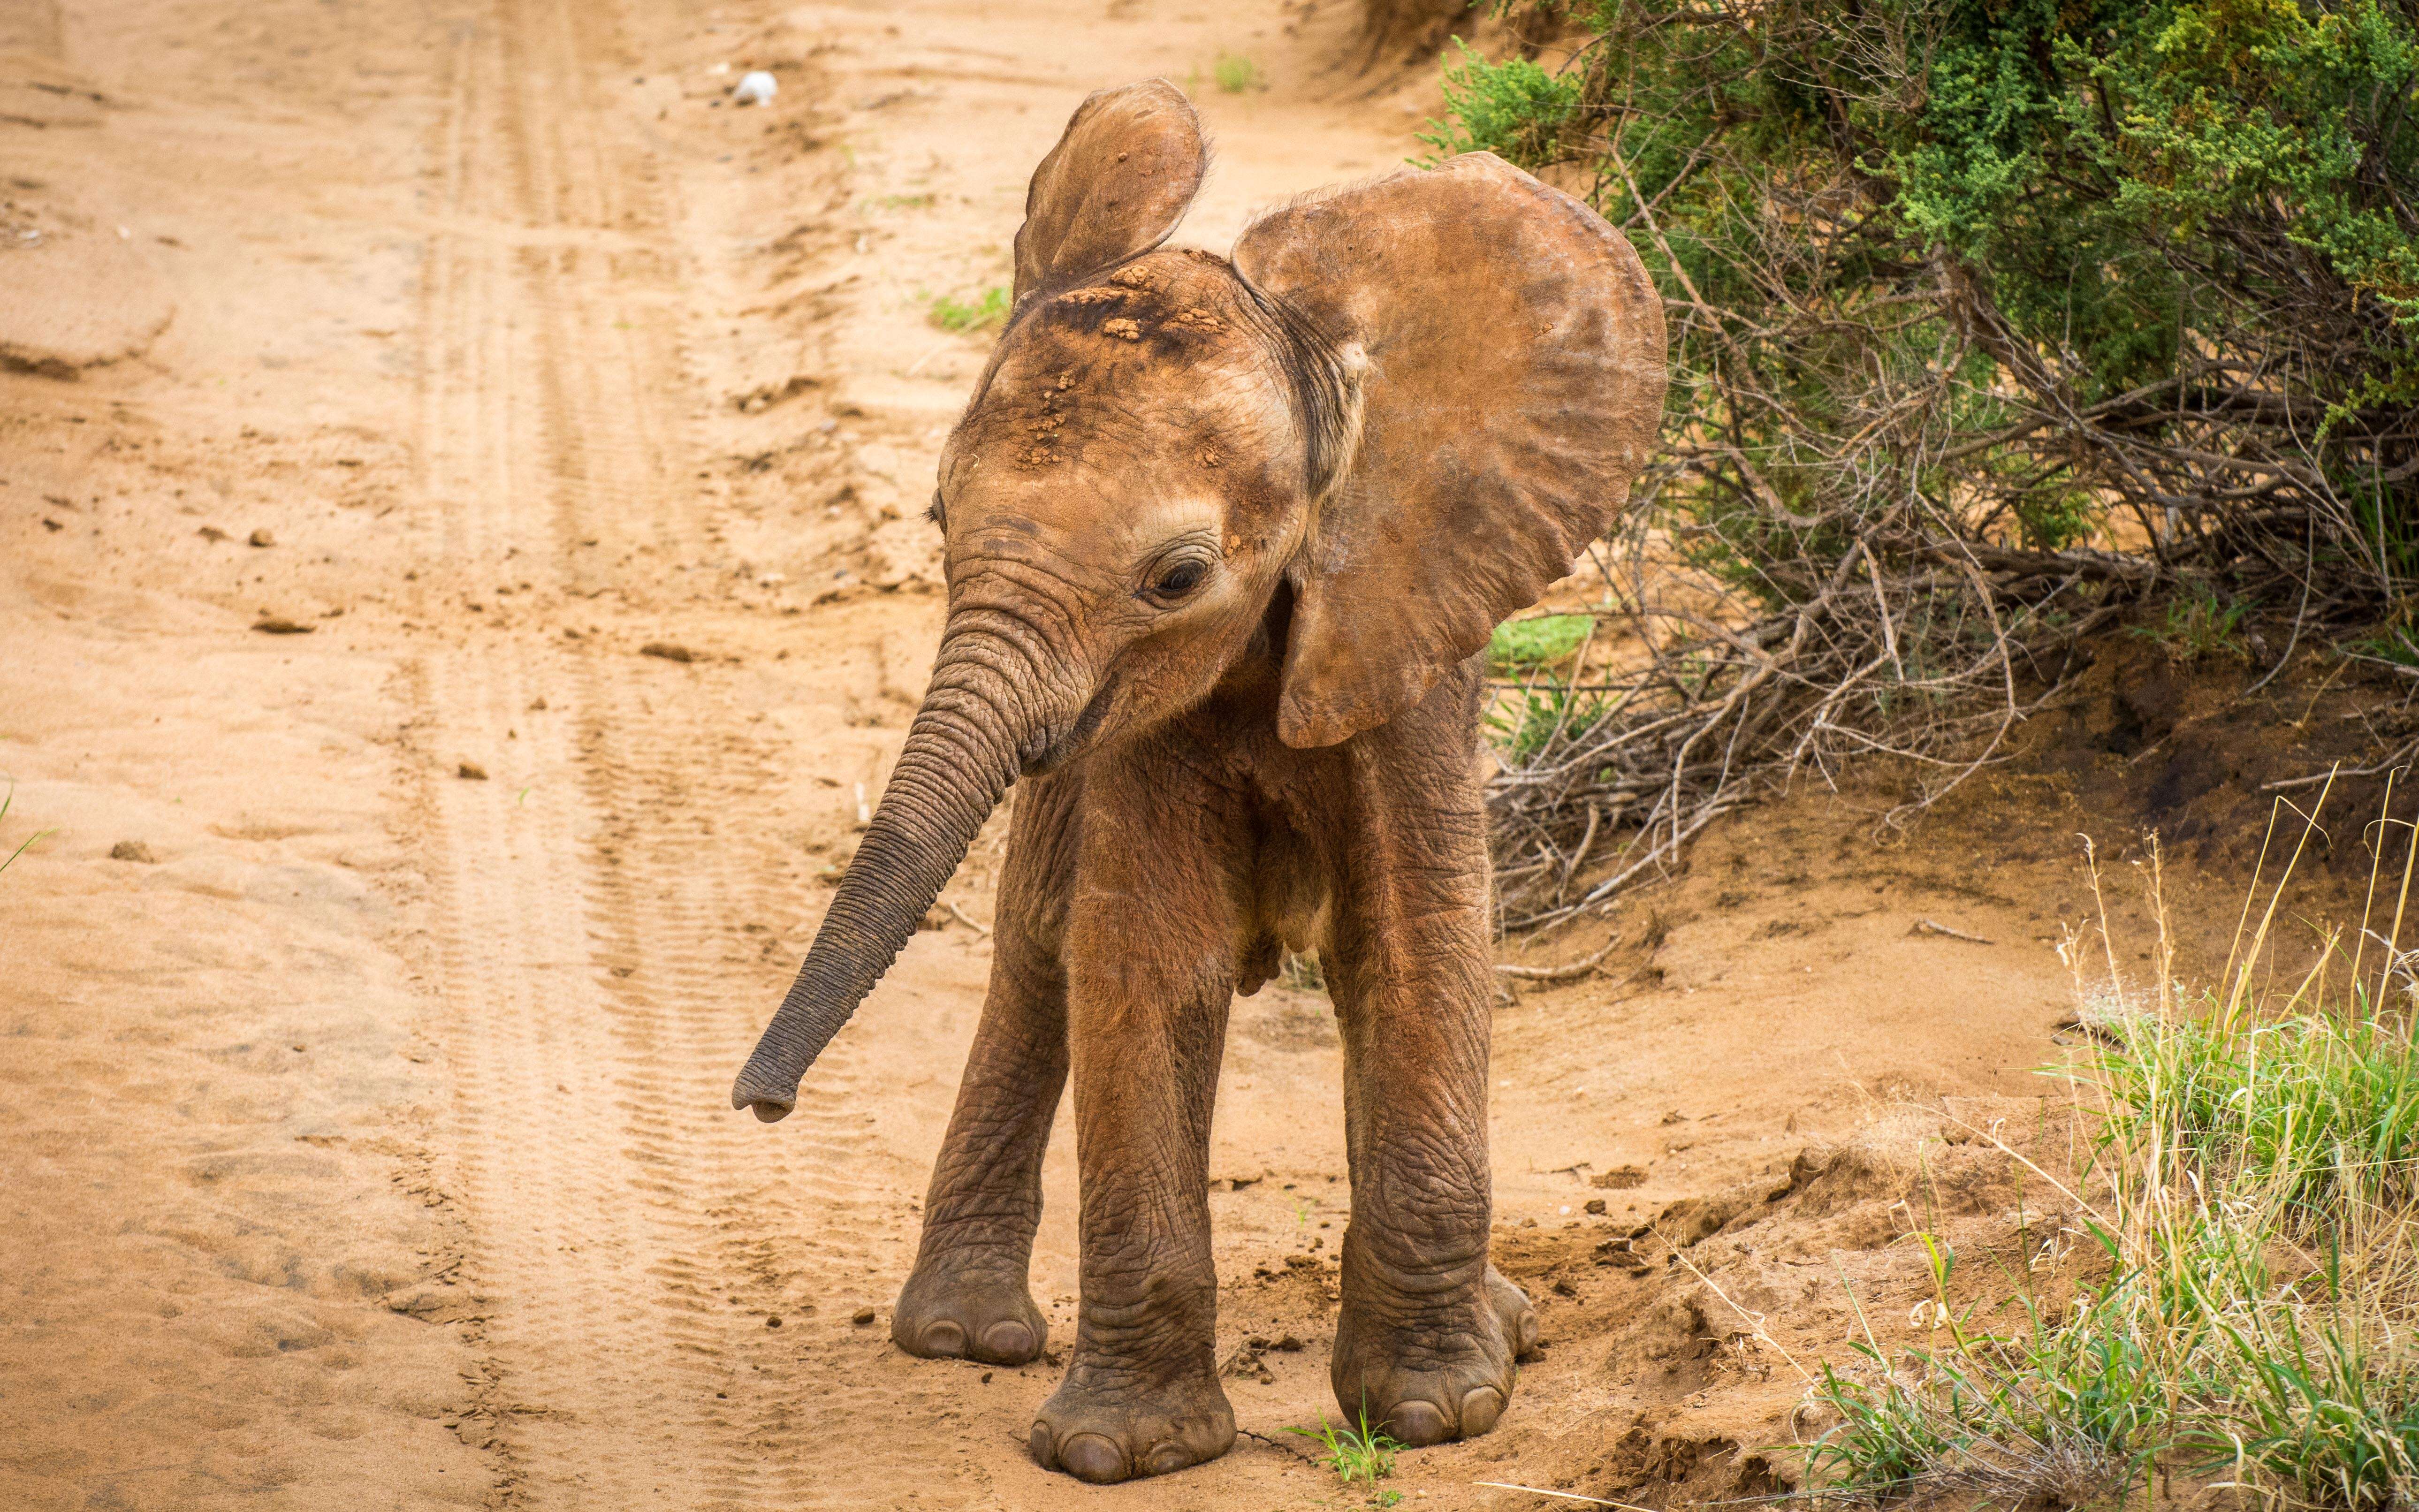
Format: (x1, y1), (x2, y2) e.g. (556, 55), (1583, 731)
(412, 0), (930, 1504)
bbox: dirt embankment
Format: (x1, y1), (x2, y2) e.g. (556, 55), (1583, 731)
(2, 2), (2395, 1510)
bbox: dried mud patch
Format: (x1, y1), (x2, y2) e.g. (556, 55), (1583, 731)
(1474, 1094), (2089, 1509)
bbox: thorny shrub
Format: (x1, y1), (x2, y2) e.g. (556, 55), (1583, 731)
(1438, 0), (2419, 931)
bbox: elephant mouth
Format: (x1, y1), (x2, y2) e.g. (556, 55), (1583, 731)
(1023, 677), (1118, 775)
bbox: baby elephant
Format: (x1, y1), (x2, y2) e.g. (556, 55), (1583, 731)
(733, 80), (1666, 1483)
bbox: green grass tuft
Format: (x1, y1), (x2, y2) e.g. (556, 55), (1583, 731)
(924, 286), (1009, 334)
(1285, 1405), (1400, 1489)
(2343, 626), (2419, 673)
(0, 785), (52, 876)
(2131, 581), (2251, 663)
(1484, 679), (1605, 767)
(1211, 51), (1263, 94)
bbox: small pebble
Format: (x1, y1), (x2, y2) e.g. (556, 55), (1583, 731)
(458, 761), (488, 780)
(851, 1307), (876, 1326)
(248, 528), (274, 547)
(109, 840), (155, 863)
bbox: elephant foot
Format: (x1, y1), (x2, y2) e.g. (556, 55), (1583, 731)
(1331, 1262), (1528, 1447)
(891, 1256), (1047, 1365)
(1488, 1265), (1544, 1360)
(1028, 1358), (1235, 1484)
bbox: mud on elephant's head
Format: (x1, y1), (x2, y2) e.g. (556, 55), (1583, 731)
(731, 79), (1666, 1120)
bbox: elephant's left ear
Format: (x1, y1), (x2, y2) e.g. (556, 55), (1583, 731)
(1233, 152), (1668, 749)
(1013, 81), (1207, 302)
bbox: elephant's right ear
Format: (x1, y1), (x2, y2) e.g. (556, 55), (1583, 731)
(1013, 81), (1208, 302)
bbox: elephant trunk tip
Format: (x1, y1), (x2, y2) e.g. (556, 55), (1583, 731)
(730, 1059), (800, 1123)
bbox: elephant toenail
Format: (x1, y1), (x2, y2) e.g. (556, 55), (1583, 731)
(1142, 1444), (1193, 1477)
(918, 1319), (966, 1357)
(1057, 1432), (1128, 1483)
(1461, 1385), (1506, 1436)
(1389, 1399), (1449, 1447)
(1516, 1311), (1541, 1356)
(980, 1320), (1034, 1360)
(1028, 1421), (1055, 1467)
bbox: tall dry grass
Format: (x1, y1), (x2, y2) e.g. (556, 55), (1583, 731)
(1810, 779), (2419, 1509)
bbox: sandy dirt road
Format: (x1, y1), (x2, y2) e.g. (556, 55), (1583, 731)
(0, 0), (2141, 1508)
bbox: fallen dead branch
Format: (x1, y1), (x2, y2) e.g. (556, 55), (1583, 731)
(1912, 919), (1994, 945)
(1493, 935), (1621, 980)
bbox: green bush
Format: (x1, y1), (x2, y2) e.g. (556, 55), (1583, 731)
(1416, 38), (1578, 164)
(1432, 0), (2419, 583)
(1487, 613), (1595, 669)
(1461, 0), (2419, 924)
(1432, 0), (2416, 586)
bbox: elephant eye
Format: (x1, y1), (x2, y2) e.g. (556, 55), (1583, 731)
(926, 494), (948, 531)
(1151, 560), (1207, 600)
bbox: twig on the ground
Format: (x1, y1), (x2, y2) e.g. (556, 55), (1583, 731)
(1472, 1481), (1659, 1509)
(2263, 740), (2419, 790)
(1238, 1427), (1320, 1463)
(1912, 918), (1994, 945)
(945, 901), (991, 938)
(1494, 935), (1621, 980)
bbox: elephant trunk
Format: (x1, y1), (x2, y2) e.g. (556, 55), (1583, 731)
(731, 624), (1051, 1122)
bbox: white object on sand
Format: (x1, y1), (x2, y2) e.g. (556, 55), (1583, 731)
(733, 70), (776, 106)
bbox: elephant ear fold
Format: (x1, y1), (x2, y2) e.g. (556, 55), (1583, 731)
(1013, 81), (1207, 302)
(1232, 152), (1668, 749)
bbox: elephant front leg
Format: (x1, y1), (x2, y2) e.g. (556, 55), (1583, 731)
(893, 778), (1076, 1367)
(1027, 968), (1236, 1483)
(1323, 715), (1538, 1446)
(1027, 771), (1243, 1483)
(889, 945), (1061, 1366)
(1326, 957), (1534, 1446)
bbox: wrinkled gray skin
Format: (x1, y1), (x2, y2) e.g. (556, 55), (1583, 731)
(731, 80), (1666, 1485)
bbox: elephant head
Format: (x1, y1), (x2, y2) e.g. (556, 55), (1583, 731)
(731, 79), (1665, 1120)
